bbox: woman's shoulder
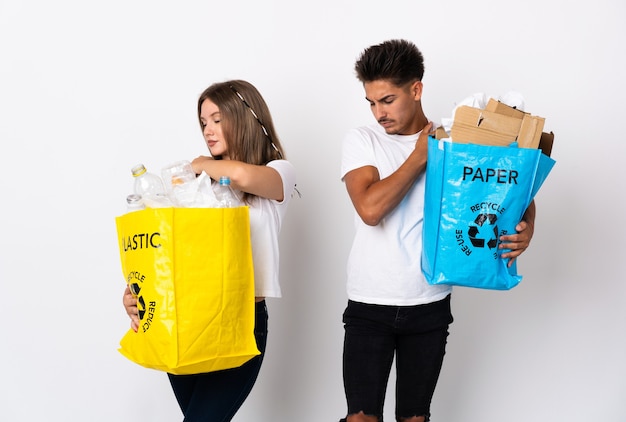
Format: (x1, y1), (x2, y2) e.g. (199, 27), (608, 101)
(266, 159), (295, 174)
(266, 159), (296, 202)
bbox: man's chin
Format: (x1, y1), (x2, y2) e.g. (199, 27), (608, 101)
(379, 123), (396, 134)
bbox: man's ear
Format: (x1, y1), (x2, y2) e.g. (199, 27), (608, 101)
(412, 80), (423, 101)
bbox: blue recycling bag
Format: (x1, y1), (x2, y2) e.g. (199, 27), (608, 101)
(421, 138), (555, 290)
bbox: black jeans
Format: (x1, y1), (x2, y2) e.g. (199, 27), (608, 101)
(167, 300), (268, 422)
(342, 295), (453, 421)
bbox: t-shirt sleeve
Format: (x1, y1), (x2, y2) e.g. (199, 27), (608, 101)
(267, 159), (296, 204)
(341, 127), (376, 181)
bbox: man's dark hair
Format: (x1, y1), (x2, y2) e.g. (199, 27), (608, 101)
(354, 39), (425, 87)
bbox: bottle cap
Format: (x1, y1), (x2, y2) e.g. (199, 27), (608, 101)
(126, 193), (142, 204)
(219, 176), (231, 185)
(131, 164), (147, 177)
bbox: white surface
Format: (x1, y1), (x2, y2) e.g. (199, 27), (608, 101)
(1, 0), (624, 421)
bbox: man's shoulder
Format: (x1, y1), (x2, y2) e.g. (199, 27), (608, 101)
(350, 123), (381, 136)
(345, 124), (384, 143)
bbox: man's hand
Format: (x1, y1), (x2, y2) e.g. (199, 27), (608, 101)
(413, 121), (433, 158)
(499, 204), (535, 268)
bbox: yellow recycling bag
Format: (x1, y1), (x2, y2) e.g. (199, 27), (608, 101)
(115, 206), (260, 375)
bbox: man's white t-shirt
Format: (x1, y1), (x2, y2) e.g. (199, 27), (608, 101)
(341, 124), (452, 306)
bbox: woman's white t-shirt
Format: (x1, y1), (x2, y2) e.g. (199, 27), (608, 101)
(247, 159), (296, 298)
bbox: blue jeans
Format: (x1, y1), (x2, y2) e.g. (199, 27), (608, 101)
(341, 295), (453, 422)
(167, 300), (268, 422)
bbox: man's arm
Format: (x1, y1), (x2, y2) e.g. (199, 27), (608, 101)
(343, 123), (431, 226)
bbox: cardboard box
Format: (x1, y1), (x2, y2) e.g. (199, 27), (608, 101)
(451, 105), (521, 146)
(450, 98), (546, 150)
(484, 98), (526, 118)
(538, 131), (554, 157)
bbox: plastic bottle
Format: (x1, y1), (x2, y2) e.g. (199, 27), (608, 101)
(161, 160), (199, 207)
(126, 193), (145, 212)
(131, 164), (170, 207)
(213, 176), (241, 208)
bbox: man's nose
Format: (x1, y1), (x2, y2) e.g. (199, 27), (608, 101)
(373, 104), (385, 120)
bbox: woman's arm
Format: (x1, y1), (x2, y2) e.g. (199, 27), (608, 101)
(191, 157), (284, 201)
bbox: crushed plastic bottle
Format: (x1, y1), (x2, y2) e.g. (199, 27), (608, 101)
(161, 160), (199, 207)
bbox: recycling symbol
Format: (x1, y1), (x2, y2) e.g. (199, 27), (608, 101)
(129, 282), (147, 320)
(468, 213), (499, 249)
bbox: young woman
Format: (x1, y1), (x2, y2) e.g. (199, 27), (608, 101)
(123, 79), (296, 421)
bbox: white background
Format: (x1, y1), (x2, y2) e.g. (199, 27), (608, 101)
(1, 0), (625, 421)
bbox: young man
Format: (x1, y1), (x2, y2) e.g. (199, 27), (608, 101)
(339, 39), (535, 422)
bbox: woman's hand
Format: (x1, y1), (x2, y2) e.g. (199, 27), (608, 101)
(191, 155), (214, 175)
(123, 285), (139, 332)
